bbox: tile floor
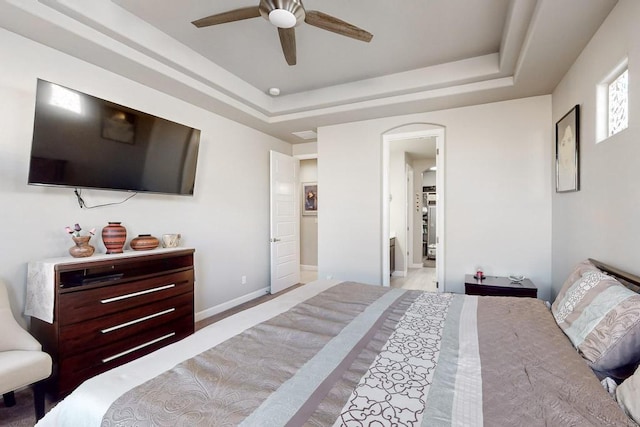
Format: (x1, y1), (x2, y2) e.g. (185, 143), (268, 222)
(300, 267), (437, 293)
(390, 266), (438, 292)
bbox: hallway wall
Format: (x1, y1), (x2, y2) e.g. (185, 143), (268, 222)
(300, 159), (318, 267)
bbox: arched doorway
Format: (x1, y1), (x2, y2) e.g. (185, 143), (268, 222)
(381, 124), (445, 291)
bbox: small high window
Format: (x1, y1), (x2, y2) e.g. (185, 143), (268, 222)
(608, 68), (629, 137)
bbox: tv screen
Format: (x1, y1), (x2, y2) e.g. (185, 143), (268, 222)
(28, 79), (201, 195)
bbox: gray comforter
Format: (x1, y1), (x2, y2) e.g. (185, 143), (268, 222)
(100, 282), (633, 426)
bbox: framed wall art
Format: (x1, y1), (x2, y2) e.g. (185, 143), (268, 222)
(556, 104), (580, 192)
(302, 182), (317, 215)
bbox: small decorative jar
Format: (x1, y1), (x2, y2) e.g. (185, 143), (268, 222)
(69, 235), (95, 258)
(130, 234), (159, 251)
(102, 222), (127, 254)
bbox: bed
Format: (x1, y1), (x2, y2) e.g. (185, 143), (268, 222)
(36, 260), (640, 426)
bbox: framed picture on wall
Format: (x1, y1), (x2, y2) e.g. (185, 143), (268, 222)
(556, 104), (580, 192)
(302, 182), (317, 215)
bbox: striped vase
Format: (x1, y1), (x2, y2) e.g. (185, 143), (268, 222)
(102, 222), (127, 254)
(130, 234), (159, 251)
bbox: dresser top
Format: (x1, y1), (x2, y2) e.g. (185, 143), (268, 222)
(464, 274), (536, 290)
(34, 247), (194, 268)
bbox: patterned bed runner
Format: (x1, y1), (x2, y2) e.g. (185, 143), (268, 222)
(101, 283), (434, 426)
(334, 291), (456, 426)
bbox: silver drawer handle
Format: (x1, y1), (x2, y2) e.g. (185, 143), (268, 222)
(100, 284), (176, 304)
(100, 308), (176, 334)
(102, 332), (176, 364)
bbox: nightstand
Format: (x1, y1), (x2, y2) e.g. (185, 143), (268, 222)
(464, 274), (537, 298)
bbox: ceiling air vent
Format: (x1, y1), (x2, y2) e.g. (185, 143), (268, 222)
(292, 130), (317, 140)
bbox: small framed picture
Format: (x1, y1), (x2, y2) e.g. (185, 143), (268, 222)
(302, 182), (317, 216)
(556, 105), (580, 192)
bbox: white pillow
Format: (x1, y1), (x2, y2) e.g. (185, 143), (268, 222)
(617, 365), (640, 424)
(0, 307), (42, 352)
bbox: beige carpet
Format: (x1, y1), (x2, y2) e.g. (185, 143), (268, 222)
(1, 388), (57, 427)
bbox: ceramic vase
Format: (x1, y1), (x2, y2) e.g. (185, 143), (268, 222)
(130, 234), (159, 251)
(102, 222), (127, 254)
(162, 234), (181, 248)
(69, 235), (95, 258)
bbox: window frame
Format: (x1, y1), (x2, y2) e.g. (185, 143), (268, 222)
(596, 58), (629, 144)
(607, 67), (629, 137)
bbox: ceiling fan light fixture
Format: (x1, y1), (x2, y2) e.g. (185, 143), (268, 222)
(194, 0), (372, 66)
(259, 0), (305, 27)
(269, 9), (296, 28)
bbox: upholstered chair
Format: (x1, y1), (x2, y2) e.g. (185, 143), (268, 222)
(0, 281), (52, 421)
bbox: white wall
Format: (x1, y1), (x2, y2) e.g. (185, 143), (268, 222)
(0, 28), (291, 325)
(292, 142), (318, 157)
(389, 150), (408, 274)
(551, 0), (640, 297)
(299, 159), (318, 267)
(318, 96), (553, 299)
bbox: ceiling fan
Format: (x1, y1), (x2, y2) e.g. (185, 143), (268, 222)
(191, 0), (373, 66)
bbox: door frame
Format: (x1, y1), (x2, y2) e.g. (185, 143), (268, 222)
(381, 125), (445, 290)
(406, 163), (414, 275)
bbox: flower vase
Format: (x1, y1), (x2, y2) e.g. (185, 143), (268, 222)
(69, 235), (95, 258)
(102, 222), (127, 254)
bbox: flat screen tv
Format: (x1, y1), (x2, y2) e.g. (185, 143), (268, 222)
(28, 79), (201, 195)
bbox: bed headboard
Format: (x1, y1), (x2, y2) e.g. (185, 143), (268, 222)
(589, 258), (640, 294)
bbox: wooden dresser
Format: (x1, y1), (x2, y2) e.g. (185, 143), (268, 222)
(29, 248), (195, 398)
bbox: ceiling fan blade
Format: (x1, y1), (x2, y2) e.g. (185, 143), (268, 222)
(191, 7), (261, 28)
(305, 10), (373, 42)
(278, 27), (296, 66)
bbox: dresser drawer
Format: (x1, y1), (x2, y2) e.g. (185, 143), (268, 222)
(58, 270), (193, 325)
(59, 291), (193, 354)
(57, 317), (192, 396)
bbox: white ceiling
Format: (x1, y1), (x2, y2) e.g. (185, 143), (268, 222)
(114, 0), (510, 95)
(0, 0), (618, 144)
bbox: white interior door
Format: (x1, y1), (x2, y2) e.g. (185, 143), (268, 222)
(270, 151), (300, 294)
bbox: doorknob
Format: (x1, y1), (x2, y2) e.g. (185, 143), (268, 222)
(270, 238), (281, 242)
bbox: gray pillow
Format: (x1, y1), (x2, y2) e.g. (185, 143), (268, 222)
(553, 267), (640, 380)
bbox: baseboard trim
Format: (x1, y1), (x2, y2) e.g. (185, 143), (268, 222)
(301, 265), (318, 271)
(195, 287), (270, 322)
(391, 271), (407, 278)
(410, 263), (424, 269)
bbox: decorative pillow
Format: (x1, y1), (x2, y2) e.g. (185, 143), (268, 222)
(551, 259), (599, 315)
(617, 365), (640, 424)
(552, 267), (640, 380)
